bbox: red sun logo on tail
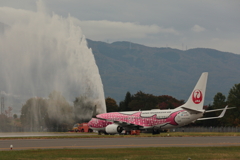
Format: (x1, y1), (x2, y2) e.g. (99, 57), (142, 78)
(192, 89), (202, 104)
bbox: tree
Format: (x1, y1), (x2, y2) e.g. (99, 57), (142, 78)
(5, 106), (13, 117)
(126, 91), (184, 111)
(47, 91), (74, 131)
(119, 92), (132, 111)
(105, 97), (118, 112)
(213, 92), (227, 107)
(13, 114), (18, 119)
(74, 96), (97, 122)
(157, 95), (184, 109)
(128, 91), (158, 111)
(0, 114), (11, 131)
(213, 92), (228, 126)
(226, 83), (240, 126)
(20, 97), (49, 131)
(20, 91), (74, 131)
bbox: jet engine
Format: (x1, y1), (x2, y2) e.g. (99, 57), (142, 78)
(105, 124), (123, 134)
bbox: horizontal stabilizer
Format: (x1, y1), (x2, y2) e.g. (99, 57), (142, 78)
(197, 105), (229, 121)
(204, 107), (235, 113)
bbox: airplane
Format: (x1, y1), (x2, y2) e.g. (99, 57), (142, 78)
(88, 72), (233, 135)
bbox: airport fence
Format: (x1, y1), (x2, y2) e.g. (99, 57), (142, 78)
(171, 126), (240, 132)
(1, 126), (240, 132)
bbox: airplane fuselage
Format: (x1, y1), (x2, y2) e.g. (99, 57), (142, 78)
(88, 107), (203, 132)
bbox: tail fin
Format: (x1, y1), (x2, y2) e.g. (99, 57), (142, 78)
(182, 72), (208, 111)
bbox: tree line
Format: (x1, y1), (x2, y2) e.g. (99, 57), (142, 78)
(0, 83), (239, 132)
(106, 83), (240, 127)
(106, 91), (184, 112)
(198, 83), (240, 127)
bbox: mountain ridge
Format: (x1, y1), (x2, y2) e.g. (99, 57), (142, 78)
(87, 39), (240, 104)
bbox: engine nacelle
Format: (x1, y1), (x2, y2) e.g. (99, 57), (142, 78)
(105, 124), (123, 134)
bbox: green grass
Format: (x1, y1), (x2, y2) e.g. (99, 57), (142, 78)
(0, 146), (240, 160)
(1, 132), (240, 140)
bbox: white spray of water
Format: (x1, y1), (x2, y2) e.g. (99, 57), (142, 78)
(0, 2), (106, 118)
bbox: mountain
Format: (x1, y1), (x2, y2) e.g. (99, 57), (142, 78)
(87, 39), (240, 104)
(0, 19), (239, 106)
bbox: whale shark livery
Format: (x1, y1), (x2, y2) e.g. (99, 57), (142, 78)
(88, 72), (232, 135)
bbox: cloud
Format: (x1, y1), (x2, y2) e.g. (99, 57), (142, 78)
(191, 25), (206, 33)
(209, 38), (240, 54)
(72, 20), (179, 41)
(1, 0), (240, 55)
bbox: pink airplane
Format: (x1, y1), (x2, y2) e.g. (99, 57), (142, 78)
(88, 72), (231, 135)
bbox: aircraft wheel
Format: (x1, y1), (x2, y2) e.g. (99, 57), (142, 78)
(104, 132), (109, 135)
(152, 127), (160, 135)
(125, 131), (130, 135)
(98, 131), (104, 135)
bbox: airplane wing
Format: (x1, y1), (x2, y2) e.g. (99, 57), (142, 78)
(181, 107), (204, 113)
(197, 105), (229, 121)
(113, 121), (141, 127)
(112, 120), (172, 129)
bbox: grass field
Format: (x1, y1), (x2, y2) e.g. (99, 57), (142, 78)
(1, 132), (240, 140)
(0, 132), (240, 159)
(0, 146), (240, 160)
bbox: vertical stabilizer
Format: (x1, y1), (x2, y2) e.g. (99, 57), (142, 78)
(182, 72), (208, 111)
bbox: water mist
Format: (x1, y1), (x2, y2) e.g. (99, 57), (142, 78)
(0, 2), (106, 128)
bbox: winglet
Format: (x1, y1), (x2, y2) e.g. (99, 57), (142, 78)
(218, 105), (228, 118)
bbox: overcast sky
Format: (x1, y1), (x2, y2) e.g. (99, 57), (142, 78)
(1, 0), (240, 54)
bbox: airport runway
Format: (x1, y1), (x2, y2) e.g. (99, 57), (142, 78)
(0, 136), (240, 150)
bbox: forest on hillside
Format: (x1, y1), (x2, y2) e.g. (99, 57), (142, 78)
(87, 39), (240, 104)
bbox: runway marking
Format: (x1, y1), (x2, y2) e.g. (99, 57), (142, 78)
(1, 142), (240, 150)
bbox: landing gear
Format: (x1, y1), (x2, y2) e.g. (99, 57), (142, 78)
(124, 131), (131, 135)
(98, 131), (108, 135)
(98, 131), (103, 135)
(152, 127), (160, 135)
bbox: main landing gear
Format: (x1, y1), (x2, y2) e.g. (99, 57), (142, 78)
(98, 131), (108, 135)
(152, 127), (160, 135)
